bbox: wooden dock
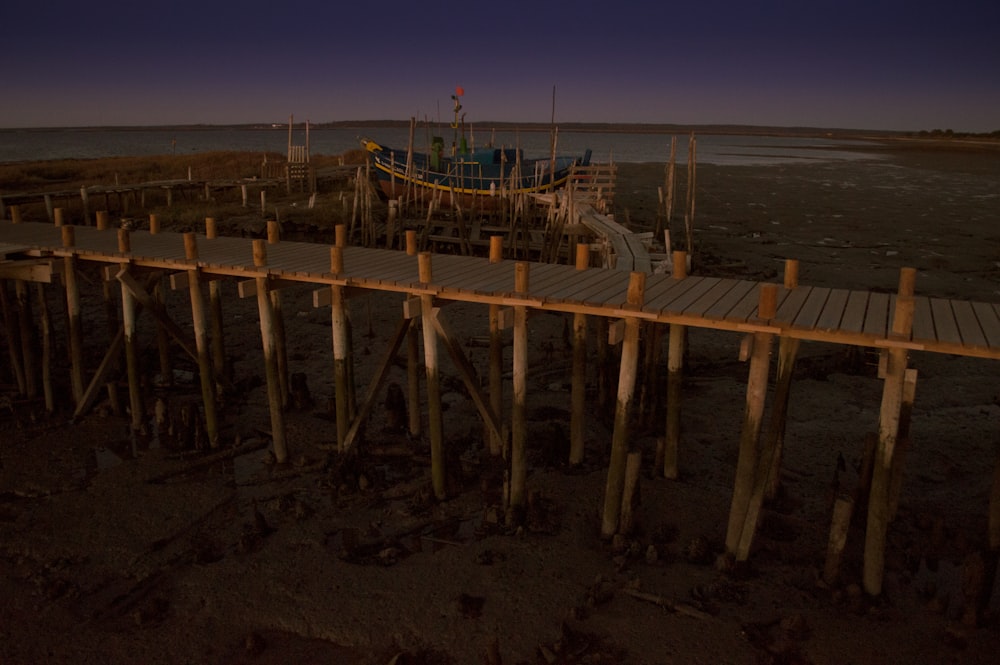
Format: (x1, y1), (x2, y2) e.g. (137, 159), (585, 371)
(1, 217), (998, 601)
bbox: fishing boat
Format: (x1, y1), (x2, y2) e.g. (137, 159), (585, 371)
(361, 89), (592, 207)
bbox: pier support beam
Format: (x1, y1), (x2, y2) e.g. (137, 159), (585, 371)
(725, 282), (778, 558)
(253, 239), (288, 463)
(205, 218), (228, 389)
(864, 268), (916, 596)
(764, 259), (802, 499)
(489, 235), (505, 457)
(330, 242), (350, 452)
(600, 271), (647, 538)
(660, 250), (688, 478)
(569, 243), (590, 466)
(183, 232), (219, 448)
(509, 262), (531, 524)
(418, 252), (446, 500)
(405, 230), (421, 439)
(118, 229), (145, 433)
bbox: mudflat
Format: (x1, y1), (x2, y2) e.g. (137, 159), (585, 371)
(1, 138), (998, 664)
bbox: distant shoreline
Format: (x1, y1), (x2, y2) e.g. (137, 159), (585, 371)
(3, 121), (996, 145)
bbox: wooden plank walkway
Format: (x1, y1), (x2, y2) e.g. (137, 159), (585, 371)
(2, 220), (999, 361)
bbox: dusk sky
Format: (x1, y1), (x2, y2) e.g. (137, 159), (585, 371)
(2, 1), (997, 132)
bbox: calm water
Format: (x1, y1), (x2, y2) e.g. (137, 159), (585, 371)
(0, 126), (883, 166)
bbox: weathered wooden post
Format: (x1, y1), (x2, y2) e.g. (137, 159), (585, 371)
(659, 249), (689, 478)
(509, 261), (531, 523)
(488, 235), (505, 457)
(149, 214), (173, 387)
(764, 258), (802, 499)
(405, 230), (422, 438)
(266, 221), (289, 408)
(330, 240), (350, 451)
(419, 251), (446, 500)
(183, 232), (219, 448)
(53, 207), (65, 227)
(600, 271), (647, 538)
(253, 239), (288, 463)
(864, 268), (916, 596)
(118, 228), (145, 433)
(15, 277), (37, 399)
(204, 218), (227, 385)
(35, 282), (54, 412)
(725, 282), (778, 557)
(569, 242), (589, 466)
(61, 226), (85, 404)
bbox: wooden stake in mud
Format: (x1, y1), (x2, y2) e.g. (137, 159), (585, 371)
(267, 220), (289, 408)
(61, 226), (85, 403)
(330, 241), (350, 451)
(204, 218), (227, 385)
(659, 250), (688, 478)
(725, 282), (778, 557)
(405, 230), (421, 438)
(253, 239), (288, 463)
(601, 271), (647, 538)
(764, 259), (802, 499)
(509, 261), (531, 523)
(15, 279), (37, 398)
(419, 252), (446, 499)
(183, 233), (219, 448)
(118, 229), (144, 433)
(488, 235), (505, 457)
(569, 242), (589, 466)
(864, 268), (916, 596)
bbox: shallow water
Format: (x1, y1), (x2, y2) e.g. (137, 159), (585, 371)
(0, 126), (884, 165)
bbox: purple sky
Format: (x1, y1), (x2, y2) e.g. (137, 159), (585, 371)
(2, 1), (997, 132)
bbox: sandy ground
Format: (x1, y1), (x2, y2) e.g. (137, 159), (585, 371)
(1, 139), (999, 664)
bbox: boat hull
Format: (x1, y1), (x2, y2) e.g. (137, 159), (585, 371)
(362, 139), (591, 208)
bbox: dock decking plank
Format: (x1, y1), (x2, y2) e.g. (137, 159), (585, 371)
(686, 279), (746, 317)
(952, 300), (988, 349)
(774, 286), (811, 324)
(930, 297), (962, 346)
(911, 297), (936, 342)
(815, 288), (850, 332)
(703, 280), (757, 321)
(972, 302), (1000, 349)
(792, 287), (832, 330)
(862, 293), (890, 338)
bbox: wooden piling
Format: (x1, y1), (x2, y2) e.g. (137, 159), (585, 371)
(53, 208), (64, 227)
(888, 368), (918, 519)
(764, 259), (802, 499)
(204, 218), (227, 384)
(35, 282), (54, 412)
(267, 220), (289, 408)
(118, 229), (144, 433)
(61, 226), (85, 403)
(488, 235), (505, 457)
(660, 250), (688, 478)
(149, 214), (173, 387)
(618, 450), (643, 536)
(15, 280), (37, 398)
(725, 282), (778, 557)
(253, 239), (288, 463)
(823, 493), (855, 585)
(183, 232), (219, 447)
(405, 230), (421, 438)
(330, 241), (350, 451)
(509, 261), (531, 522)
(864, 268), (916, 596)
(419, 252), (446, 499)
(601, 271), (647, 538)
(569, 242), (589, 466)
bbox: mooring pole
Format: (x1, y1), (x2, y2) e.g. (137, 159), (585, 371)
(864, 267), (916, 596)
(183, 232), (219, 448)
(419, 251), (446, 499)
(600, 271), (647, 538)
(569, 242), (589, 466)
(253, 239), (288, 463)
